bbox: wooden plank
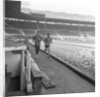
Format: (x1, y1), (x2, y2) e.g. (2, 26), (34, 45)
(5, 46), (27, 51)
(41, 71), (55, 89)
(31, 70), (43, 78)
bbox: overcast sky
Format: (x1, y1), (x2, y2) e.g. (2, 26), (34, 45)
(21, 0), (95, 16)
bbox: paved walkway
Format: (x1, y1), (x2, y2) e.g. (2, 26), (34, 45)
(28, 44), (94, 95)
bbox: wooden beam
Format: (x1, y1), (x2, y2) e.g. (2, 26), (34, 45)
(5, 46), (27, 51)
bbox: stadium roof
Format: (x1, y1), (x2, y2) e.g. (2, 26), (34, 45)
(46, 18), (95, 25)
(22, 8), (95, 25)
(6, 11), (95, 25)
(22, 8), (94, 21)
(6, 11), (45, 21)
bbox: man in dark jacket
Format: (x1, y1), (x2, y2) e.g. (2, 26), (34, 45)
(33, 30), (42, 57)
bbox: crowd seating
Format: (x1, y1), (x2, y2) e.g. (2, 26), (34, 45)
(22, 29), (36, 35)
(5, 23), (12, 28)
(6, 20), (37, 29)
(5, 28), (22, 35)
(5, 20), (95, 37)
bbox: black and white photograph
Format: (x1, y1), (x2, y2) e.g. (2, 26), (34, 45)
(4, 0), (95, 97)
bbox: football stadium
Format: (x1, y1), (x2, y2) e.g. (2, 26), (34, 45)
(5, 0), (95, 96)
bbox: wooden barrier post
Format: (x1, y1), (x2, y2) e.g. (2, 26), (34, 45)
(20, 50), (26, 91)
(26, 50), (33, 93)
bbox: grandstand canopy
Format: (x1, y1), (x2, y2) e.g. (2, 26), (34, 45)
(46, 18), (95, 25)
(6, 12), (45, 21)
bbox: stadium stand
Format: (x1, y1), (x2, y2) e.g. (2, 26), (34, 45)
(22, 29), (36, 35)
(5, 0), (95, 37)
(5, 22), (12, 28)
(5, 28), (22, 35)
(5, 19), (95, 37)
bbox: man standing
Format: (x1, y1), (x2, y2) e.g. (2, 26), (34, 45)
(44, 33), (52, 58)
(33, 30), (42, 57)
